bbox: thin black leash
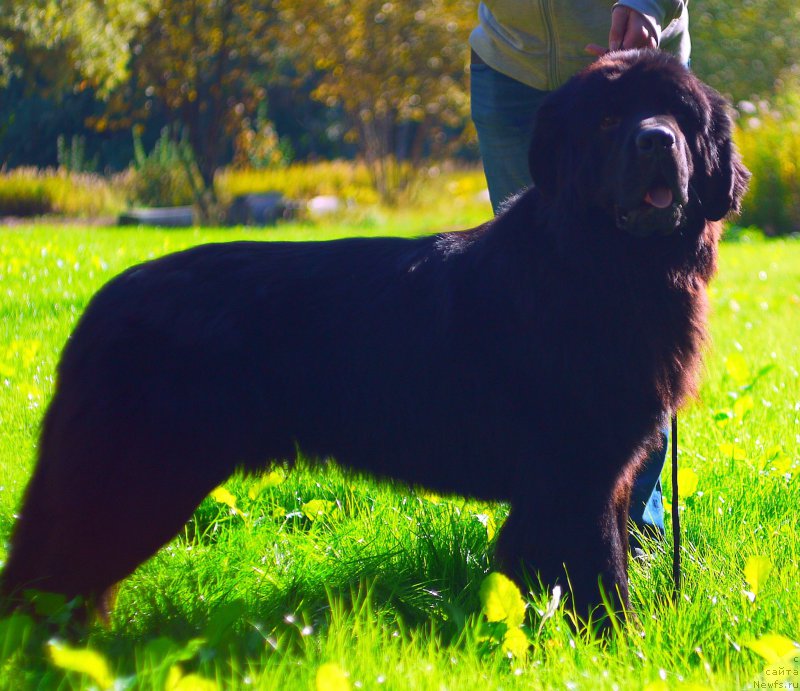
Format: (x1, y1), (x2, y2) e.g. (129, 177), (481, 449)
(671, 413), (681, 599)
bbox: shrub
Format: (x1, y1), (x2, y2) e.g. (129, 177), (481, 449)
(736, 121), (800, 235)
(0, 168), (126, 218)
(216, 160), (489, 208)
(735, 85), (800, 236)
(127, 128), (203, 208)
(216, 160), (381, 206)
(216, 160), (491, 228)
(56, 135), (99, 173)
(0, 170), (54, 216)
(232, 107), (293, 170)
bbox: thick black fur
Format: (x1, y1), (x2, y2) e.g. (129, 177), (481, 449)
(1, 51), (748, 620)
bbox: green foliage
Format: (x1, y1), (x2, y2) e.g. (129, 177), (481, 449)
(127, 127), (203, 208)
(232, 104), (293, 170)
(47, 640), (115, 689)
(478, 572), (532, 658)
(0, 0), (155, 92)
(479, 573), (526, 628)
(56, 134), (98, 174)
(217, 161), (378, 207)
(117, 0), (283, 196)
(0, 167), (126, 217)
(735, 85), (800, 235)
(0, 160), (491, 225)
(216, 161), (490, 216)
(7, 0), (800, 221)
(692, 0), (800, 100)
(281, 0), (476, 202)
(0, 171), (54, 217)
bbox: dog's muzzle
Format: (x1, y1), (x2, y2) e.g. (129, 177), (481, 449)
(615, 120), (690, 238)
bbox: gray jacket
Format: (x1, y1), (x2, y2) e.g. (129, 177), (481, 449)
(470, 0), (690, 89)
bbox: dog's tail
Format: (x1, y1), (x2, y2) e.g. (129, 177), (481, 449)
(0, 392), (124, 608)
(1, 390), (225, 615)
(1, 397), (77, 605)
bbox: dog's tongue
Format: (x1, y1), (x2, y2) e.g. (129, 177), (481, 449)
(644, 186), (674, 209)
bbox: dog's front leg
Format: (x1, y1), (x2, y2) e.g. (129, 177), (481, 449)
(495, 478), (629, 629)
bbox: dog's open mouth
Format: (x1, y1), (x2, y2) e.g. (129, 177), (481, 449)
(616, 179), (687, 237)
(644, 185), (674, 209)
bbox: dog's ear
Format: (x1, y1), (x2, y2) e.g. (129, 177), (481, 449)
(696, 88), (751, 221)
(528, 90), (568, 197)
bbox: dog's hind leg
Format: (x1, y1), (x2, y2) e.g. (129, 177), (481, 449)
(0, 393), (230, 614)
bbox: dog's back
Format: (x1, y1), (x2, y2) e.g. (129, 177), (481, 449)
(0, 231), (525, 607)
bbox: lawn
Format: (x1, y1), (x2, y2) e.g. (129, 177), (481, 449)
(0, 219), (798, 690)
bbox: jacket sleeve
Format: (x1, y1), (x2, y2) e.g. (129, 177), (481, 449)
(614, 0), (686, 44)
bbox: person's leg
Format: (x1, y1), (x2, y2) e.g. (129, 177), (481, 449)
(629, 428), (668, 548)
(469, 56), (548, 213)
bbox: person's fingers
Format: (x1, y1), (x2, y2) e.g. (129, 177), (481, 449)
(610, 6), (658, 51)
(608, 6), (629, 51)
(621, 16), (654, 49)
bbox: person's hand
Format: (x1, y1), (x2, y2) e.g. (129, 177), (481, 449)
(585, 5), (657, 57)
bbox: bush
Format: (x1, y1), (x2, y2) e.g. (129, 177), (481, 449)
(0, 168), (126, 218)
(0, 161), (489, 222)
(127, 128), (203, 208)
(56, 134), (99, 173)
(735, 84), (800, 236)
(0, 170), (54, 216)
(216, 160), (491, 228)
(736, 121), (800, 235)
(232, 106), (293, 170)
(216, 160), (381, 206)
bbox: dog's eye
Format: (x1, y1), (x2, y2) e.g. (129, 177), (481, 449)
(600, 115), (621, 131)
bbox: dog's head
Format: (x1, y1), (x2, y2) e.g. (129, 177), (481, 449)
(528, 50), (750, 238)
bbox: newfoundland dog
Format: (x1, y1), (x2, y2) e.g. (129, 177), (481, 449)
(1, 50), (749, 620)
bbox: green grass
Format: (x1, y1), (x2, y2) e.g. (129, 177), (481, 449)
(0, 219), (798, 689)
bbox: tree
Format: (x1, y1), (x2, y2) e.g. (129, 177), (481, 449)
(0, 1), (156, 170)
(691, 0), (800, 101)
(0, 0), (154, 92)
(103, 0), (284, 218)
(281, 0), (476, 202)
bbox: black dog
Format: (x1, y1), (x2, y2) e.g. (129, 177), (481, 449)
(1, 50), (748, 620)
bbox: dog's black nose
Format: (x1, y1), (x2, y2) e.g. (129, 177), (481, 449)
(636, 126), (676, 154)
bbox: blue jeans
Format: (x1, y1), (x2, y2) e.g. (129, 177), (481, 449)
(470, 62), (546, 212)
(470, 60), (666, 539)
